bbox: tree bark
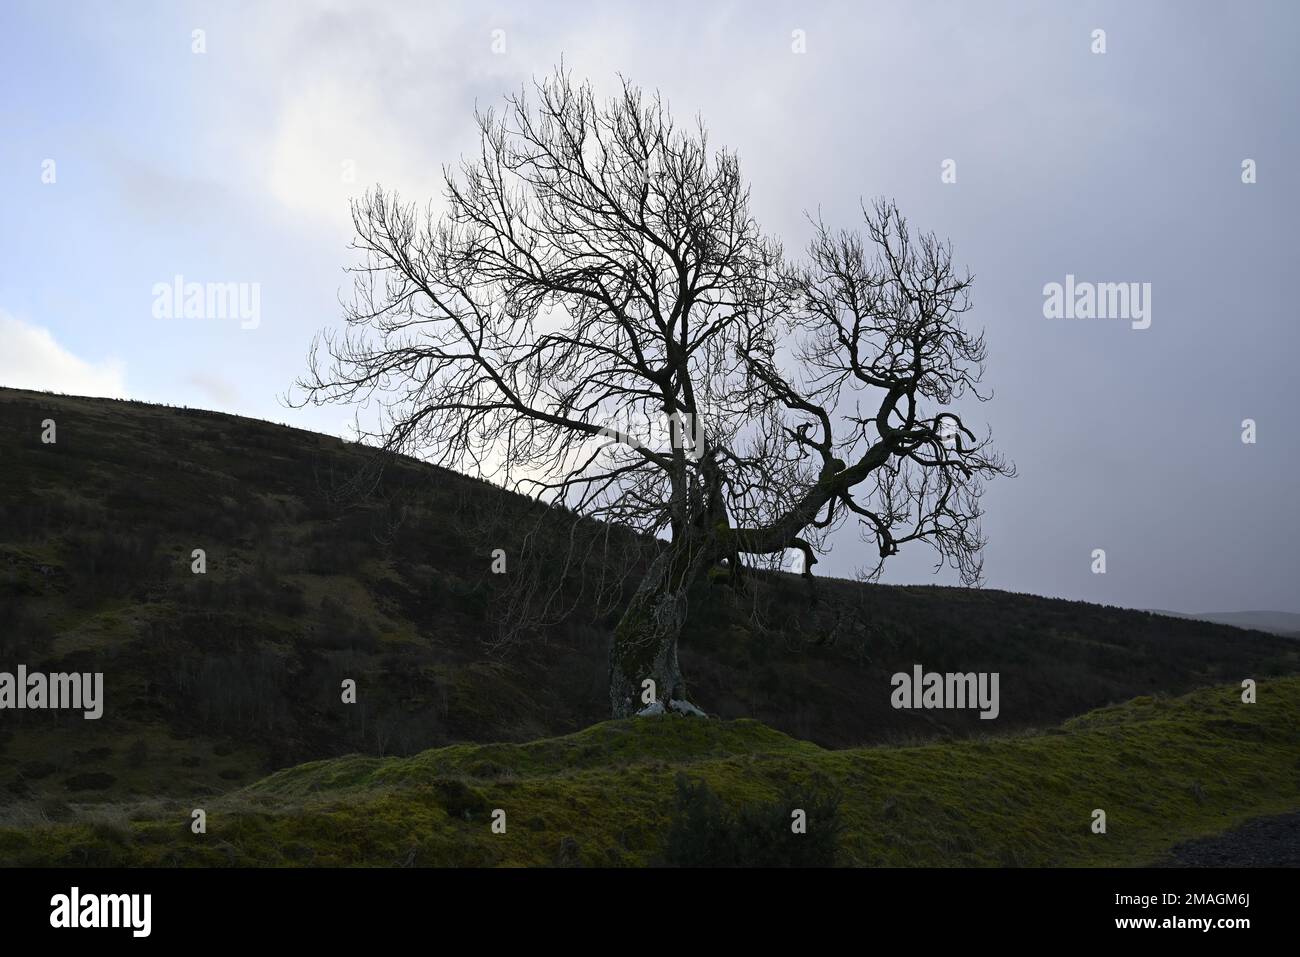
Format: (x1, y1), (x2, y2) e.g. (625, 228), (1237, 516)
(608, 541), (710, 717)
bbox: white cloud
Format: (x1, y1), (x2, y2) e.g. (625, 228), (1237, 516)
(262, 76), (447, 227)
(0, 311), (128, 399)
(202, 2), (768, 232)
(209, 2), (489, 230)
(182, 371), (239, 407)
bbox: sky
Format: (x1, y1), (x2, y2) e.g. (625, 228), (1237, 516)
(2, 0), (1297, 614)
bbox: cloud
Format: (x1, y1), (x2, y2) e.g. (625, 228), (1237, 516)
(182, 371), (239, 407)
(0, 311), (128, 399)
(262, 76), (447, 227)
(207, 2), (751, 231)
(210, 2), (490, 230)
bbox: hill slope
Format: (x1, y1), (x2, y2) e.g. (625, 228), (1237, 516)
(1, 677), (1295, 866)
(2, 387), (1297, 807)
(1152, 609), (1300, 639)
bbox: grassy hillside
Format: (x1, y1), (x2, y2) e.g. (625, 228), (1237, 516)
(1, 677), (1295, 867)
(2, 386), (1297, 810)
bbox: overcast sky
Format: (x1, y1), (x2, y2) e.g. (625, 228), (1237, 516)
(2, 0), (1297, 614)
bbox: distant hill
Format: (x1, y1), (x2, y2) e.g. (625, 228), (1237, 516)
(2, 386), (1297, 807)
(1149, 609), (1300, 639)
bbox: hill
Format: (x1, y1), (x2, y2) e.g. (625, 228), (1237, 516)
(1151, 609), (1300, 639)
(2, 386), (1297, 809)
(1, 677), (1295, 866)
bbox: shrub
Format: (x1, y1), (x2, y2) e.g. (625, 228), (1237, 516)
(429, 779), (490, 821)
(660, 773), (842, 867)
(660, 774), (739, 867)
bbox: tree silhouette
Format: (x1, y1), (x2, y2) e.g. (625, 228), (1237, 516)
(296, 66), (1013, 717)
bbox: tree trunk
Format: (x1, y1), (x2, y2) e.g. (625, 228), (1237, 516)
(608, 542), (709, 717)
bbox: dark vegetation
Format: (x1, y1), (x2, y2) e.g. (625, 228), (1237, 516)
(1, 387), (1296, 807)
(661, 773), (842, 867)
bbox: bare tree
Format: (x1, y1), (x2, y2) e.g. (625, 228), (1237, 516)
(295, 66), (1013, 718)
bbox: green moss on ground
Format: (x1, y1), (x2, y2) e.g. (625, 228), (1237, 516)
(1, 676), (1295, 867)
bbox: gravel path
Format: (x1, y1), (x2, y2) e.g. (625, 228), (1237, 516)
(1160, 811), (1300, 867)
